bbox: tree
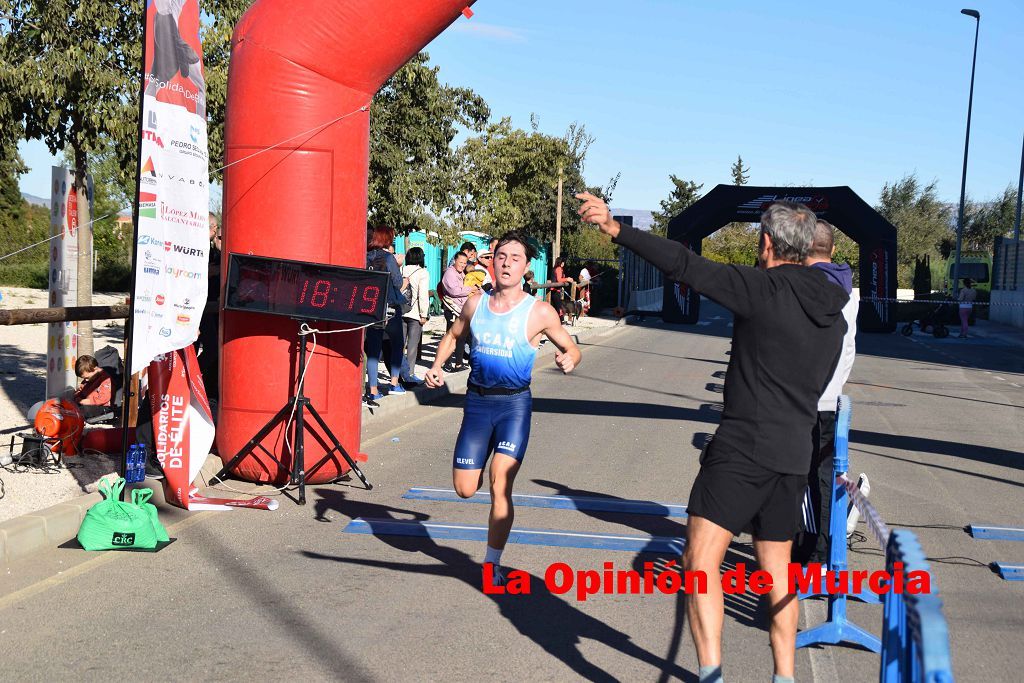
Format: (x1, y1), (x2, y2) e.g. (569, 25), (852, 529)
(731, 155), (749, 186)
(706, 155), (754, 264)
(875, 174), (953, 287)
(964, 186), (1017, 252)
(650, 175), (703, 236)
(449, 117), (615, 245)
(368, 52), (489, 233)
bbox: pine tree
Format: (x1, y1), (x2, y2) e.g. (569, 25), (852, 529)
(650, 175), (703, 237)
(731, 155), (750, 186)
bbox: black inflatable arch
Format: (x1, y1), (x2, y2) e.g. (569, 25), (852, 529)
(663, 185), (897, 332)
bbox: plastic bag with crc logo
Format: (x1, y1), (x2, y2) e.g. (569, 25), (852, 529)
(77, 478), (164, 551)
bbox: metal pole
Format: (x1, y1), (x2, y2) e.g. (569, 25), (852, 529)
(1013, 132), (1023, 290)
(118, 1), (152, 497)
(953, 9), (981, 296)
(554, 165), (563, 260)
(1014, 132), (1023, 241)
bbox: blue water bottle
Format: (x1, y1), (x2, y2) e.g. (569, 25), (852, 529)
(136, 443), (149, 481)
(125, 444), (138, 483)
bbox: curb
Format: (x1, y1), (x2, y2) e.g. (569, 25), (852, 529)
(0, 452), (224, 566)
(360, 318), (631, 422)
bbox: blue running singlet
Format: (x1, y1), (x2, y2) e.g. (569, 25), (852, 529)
(453, 292), (538, 470)
(467, 292), (537, 389)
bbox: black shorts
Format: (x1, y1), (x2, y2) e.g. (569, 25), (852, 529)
(687, 445), (804, 542)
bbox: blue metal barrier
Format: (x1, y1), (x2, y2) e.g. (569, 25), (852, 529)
(880, 530), (955, 682)
(794, 396), (956, 680)
(797, 395), (882, 652)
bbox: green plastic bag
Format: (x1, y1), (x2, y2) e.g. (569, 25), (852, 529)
(77, 478), (159, 551)
(132, 487), (169, 543)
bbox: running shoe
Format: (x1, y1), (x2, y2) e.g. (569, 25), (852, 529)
(483, 562), (506, 587)
(389, 385), (407, 395)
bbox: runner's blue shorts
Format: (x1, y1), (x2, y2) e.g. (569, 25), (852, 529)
(452, 390), (532, 470)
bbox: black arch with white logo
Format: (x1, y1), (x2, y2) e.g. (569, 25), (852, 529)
(662, 185), (897, 332)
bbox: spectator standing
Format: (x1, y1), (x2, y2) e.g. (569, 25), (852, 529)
(792, 220), (859, 567)
(365, 226), (409, 400)
(577, 261), (597, 316)
(402, 246), (431, 383)
(195, 212), (221, 400)
(551, 256), (574, 323)
(440, 252), (478, 372)
(958, 278), (977, 338)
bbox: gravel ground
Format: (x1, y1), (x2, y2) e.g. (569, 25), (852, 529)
(0, 287), (128, 522)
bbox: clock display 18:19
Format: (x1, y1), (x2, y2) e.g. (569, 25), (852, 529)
(296, 278), (380, 314)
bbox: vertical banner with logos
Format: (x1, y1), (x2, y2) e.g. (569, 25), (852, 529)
(131, 0), (214, 509)
(131, 0), (210, 374)
(46, 168), (91, 398)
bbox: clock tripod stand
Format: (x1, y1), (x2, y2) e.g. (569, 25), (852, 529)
(212, 322), (372, 505)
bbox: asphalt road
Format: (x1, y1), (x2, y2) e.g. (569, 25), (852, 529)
(0, 303), (1021, 682)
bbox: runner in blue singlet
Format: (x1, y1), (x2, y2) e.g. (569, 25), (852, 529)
(426, 231), (582, 585)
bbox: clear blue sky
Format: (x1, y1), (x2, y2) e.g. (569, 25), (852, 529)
(17, 0), (1024, 212)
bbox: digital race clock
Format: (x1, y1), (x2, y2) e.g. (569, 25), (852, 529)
(224, 253), (392, 325)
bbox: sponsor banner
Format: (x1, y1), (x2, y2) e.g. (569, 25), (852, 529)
(735, 193), (830, 218)
(130, 0), (210, 375)
(148, 345), (214, 510)
(869, 247), (890, 324)
(673, 241), (692, 317)
(46, 167), (91, 398)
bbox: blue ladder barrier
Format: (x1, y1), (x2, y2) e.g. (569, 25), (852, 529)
(880, 530), (955, 682)
(797, 395), (882, 653)
(991, 562), (1024, 581)
(967, 524), (1024, 542)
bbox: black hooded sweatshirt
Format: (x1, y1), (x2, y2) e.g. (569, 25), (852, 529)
(614, 225), (849, 475)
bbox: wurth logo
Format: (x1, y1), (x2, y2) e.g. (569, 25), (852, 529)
(172, 244), (203, 257)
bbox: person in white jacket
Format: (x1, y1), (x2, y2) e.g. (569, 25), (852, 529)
(793, 220), (859, 566)
(402, 247), (432, 383)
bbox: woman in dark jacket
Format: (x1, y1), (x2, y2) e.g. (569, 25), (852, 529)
(365, 225), (409, 400)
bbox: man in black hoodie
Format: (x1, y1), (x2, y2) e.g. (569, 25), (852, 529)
(577, 193), (848, 683)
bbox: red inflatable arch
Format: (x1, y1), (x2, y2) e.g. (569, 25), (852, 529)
(220, 0), (476, 484)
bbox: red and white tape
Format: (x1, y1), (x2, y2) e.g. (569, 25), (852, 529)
(840, 474), (890, 550)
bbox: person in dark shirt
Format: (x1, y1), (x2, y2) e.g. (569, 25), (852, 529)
(195, 212), (221, 400)
(577, 192), (847, 683)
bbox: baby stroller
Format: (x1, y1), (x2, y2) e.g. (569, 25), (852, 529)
(900, 302), (951, 338)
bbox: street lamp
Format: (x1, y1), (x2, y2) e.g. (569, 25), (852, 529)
(952, 8), (980, 296)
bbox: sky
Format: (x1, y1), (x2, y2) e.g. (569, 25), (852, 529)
(16, 0), (1024, 213)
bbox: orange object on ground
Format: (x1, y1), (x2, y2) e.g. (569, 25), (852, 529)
(80, 427), (136, 455)
(33, 399), (85, 457)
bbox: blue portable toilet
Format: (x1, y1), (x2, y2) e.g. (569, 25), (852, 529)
(457, 230), (490, 256)
(527, 239), (550, 299)
(454, 231), (551, 299)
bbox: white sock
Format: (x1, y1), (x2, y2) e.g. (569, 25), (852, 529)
(484, 545), (503, 566)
